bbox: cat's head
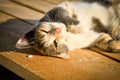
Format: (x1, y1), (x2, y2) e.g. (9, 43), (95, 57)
(16, 22), (69, 59)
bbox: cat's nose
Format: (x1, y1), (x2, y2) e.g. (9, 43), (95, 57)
(55, 28), (61, 33)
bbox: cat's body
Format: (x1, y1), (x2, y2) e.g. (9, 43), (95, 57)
(65, 30), (101, 50)
(16, 0), (120, 58)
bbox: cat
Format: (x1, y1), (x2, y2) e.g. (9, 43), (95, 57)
(16, 0), (120, 58)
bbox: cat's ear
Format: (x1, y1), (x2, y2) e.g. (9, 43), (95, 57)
(16, 36), (31, 49)
(53, 53), (69, 59)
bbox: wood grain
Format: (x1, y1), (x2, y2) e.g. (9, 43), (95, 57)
(90, 47), (120, 62)
(0, 0), (43, 24)
(45, 0), (79, 4)
(11, 0), (56, 13)
(0, 0), (120, 80)
(0, 49), (120, 80)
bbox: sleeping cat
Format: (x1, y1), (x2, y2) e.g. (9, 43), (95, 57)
(16, 0), (120, 58)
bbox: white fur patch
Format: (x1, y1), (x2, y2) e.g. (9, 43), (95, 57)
(71, 2), (111, 29)
(66, 31), (102, 50)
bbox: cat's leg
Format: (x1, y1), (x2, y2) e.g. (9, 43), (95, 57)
(94, 33), (120, 52)
(67, 23), (84, 34)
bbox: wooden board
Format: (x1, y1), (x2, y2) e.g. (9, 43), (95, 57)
(45, 0), (79, 4)
(90, 47), (120, 62)
(0, 0), (43, 24)
(0, 11), (120, 80)
(0, 50), (120, 80)
(0, 0), (120, 80)
(11, 0), (56, 13)
(45, 0), (66, 4)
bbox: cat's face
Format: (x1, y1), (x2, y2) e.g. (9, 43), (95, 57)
(16, 22), (69, 58)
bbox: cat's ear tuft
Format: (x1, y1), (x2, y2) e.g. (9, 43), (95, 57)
(54, 53), (69, 59)
(16, 36), (31, 49)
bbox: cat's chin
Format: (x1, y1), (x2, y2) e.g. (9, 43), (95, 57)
(33, 46), (69, 59)
(52, 53), (70, 59)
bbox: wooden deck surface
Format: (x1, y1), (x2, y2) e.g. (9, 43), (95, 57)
(0, 0), (120, 80)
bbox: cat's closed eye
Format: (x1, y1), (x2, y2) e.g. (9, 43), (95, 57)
(40, 29), (49, 33)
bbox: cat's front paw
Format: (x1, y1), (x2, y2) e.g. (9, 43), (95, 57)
(108, 40), (120, 53)
(67, 25), (82, 34)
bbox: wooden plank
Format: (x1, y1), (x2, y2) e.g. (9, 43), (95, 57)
(0, 1), (120, 80)
(90, 47), (120, 62)
(0, 12), (120, 80)
(0, 0), (44, 24)
(45, 0), (79, 4)
(0, 52), (43, 80)
(11, 0), (56, 13)
(0, 49), (120, 80)
(44, 0), (65, 4)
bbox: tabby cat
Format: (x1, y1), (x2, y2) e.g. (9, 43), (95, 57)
(16, 0), (120, 58)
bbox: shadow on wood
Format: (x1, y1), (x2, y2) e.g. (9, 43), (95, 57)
(0, 18), (40, 55)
